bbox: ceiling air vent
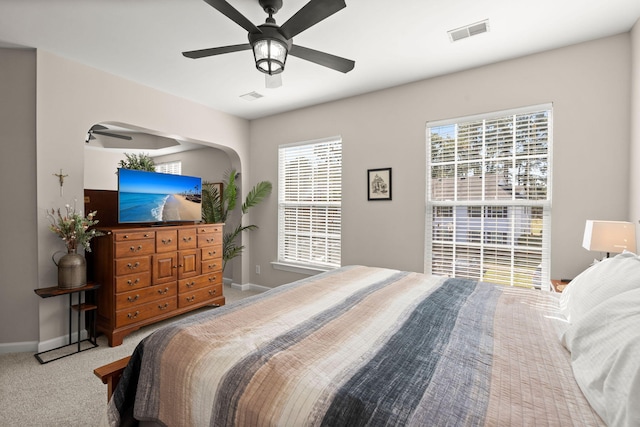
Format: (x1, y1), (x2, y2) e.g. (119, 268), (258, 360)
(240, 91), (264, 101)
(448, 19), (489, 42)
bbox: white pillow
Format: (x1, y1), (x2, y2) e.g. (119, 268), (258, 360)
(559, 251), (640, 323)
(561, 288), (640, 427)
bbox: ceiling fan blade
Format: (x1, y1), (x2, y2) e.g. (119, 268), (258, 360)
(265, 73), (282, 89)
(289, 45), (354, 73)
(202, 0), (261, 34)
(92, 130), (132, 141)
(183, 43), (252, 59)
(280, 0), (346, 39)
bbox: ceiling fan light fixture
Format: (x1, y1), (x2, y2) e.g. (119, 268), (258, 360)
(252, 37), (288, 75)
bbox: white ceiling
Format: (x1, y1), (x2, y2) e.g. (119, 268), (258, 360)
(1, 0), (639, 121)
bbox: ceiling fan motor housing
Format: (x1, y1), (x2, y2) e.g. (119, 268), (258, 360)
(259, 0), (283, 15)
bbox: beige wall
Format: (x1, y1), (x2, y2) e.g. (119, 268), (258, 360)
(630, 20), (640, 235)
(249, 33), (634, 288)
(0, 49), (38, 348)
(1, 50), (251, 350)
(152, 147), (232, 185)
(2, 25), (638, 350)
(84, 147), (232, 191)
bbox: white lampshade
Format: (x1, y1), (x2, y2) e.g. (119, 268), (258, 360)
(582, 220), (636, 255)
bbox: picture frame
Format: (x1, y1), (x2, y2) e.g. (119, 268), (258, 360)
(367, 168), (392, 201)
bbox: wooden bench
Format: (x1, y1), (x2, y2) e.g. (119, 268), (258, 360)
(94, 356), (131, 401)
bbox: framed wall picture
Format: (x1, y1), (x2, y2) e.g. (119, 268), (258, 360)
(367, 168), (392, 201)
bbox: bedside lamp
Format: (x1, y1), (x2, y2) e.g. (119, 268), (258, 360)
(582, 220), (636, 258)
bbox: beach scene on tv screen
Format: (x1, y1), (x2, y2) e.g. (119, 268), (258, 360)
(118, 169), (202, 223)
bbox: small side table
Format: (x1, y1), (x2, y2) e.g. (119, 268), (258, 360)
(34, 282), (100, 364)
(551, 279), (570, 293)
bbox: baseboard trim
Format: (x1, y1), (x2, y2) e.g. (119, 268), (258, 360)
(0, 340), (39, 354)
(36, 329), (89, 353)
(229, 282), (270, 293)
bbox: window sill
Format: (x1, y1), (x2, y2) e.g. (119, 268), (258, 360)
(270, 262), (332, 276)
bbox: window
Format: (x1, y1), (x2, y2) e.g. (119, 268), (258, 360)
(155, 160), (181, 175)
(277, 137), (342, 271)
(467, 206), (482, 217)
(426, 104), (552, 289)
(434, 206), (453, 218)
(484, 206), (508, 218)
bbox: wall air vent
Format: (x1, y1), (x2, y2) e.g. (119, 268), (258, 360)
(240, 91), (264, 101)
(448, 19), (489, 42)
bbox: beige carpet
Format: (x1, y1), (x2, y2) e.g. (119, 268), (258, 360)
(0, 285), (263, 427)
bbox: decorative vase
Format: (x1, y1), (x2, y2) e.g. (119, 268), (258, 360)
(53, 249), (87, 289)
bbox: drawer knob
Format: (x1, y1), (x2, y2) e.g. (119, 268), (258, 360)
(186, 296), (196, 302)
(127, 294), (140, 302)
(161, 238), (173, 245)
(186, 281), (195, 288)
(208, 250), (217, 256)
(127, 262), (140, 270)
(183, 236), (192, 242)
(158, 287), (169, 295)
(209, 289), (217, 296)
(209, 276), (217, 282)
(127, 278), (140, 286)
(127, 311), (139, 319)
(158, 303), (169, 310)
(129, 245), (143, 253)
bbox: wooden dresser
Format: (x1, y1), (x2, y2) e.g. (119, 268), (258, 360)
(90, 223), (225, 346)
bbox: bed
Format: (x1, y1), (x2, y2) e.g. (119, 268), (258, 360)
(98, 260), (640, 426)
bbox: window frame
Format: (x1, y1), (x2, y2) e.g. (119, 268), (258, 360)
(273, 136), (342, 275)
(425, 104), (552, 290)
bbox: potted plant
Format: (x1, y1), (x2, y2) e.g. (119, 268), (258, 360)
(118, 152), (156, 171)
(202, 169), (272, 272)
(47, 205), (103, 288)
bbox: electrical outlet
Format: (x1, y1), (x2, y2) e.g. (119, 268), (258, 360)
(256, 265), (260, 275)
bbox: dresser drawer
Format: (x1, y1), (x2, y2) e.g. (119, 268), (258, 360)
(201, 259), (223, 274)
(156, 229), (178, 253)
(179, 273), (222, 293)
(114, 231), (154, 241)
(197, 233), (222, 248)
(115, 283), (177, 310)
(115, 256), (151, 276)
(178, 228), (197, 249)
(115, 296), (177, 328)
(115, 240), (155, 258)
(178, 284), (223, 308)
(201, 245), (222, 261)
(196, 225), (223, 234)
(115, 272), (151, 293)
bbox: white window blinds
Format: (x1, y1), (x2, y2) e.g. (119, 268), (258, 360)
(155, 161), (181, 175)
(278, 137), (342, 269)
(426, 104), (552, 289)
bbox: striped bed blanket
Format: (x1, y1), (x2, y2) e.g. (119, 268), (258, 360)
(104, 265), (604, 426)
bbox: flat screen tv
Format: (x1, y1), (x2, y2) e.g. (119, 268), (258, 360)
(117, 168), (202, 224)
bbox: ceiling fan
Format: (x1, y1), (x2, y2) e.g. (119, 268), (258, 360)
(85, 125), (132, 143)
(182, 0), (355, 87)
